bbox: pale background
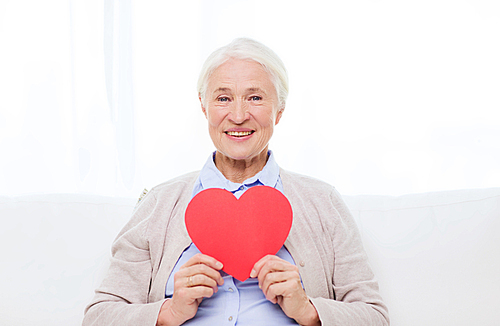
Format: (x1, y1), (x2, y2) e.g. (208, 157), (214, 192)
(1, 0), (499, 198)
(1, 2), (500, 325)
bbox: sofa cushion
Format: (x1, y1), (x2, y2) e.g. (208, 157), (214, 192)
(0, 194), (136, 325)
(1, 188), (499, 325)
(344, 187), (500, 325)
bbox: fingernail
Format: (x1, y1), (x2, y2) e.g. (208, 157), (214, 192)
(250, 269), (257, 278)
(216, 262), (223, 269)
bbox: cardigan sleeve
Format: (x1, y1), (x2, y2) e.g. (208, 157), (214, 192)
(309, 187), (389, 325)
(82, 190), (166, 326)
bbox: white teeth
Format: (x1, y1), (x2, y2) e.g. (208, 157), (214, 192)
(227, 131), (252, 137)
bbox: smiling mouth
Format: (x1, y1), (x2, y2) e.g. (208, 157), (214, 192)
(225, 131), (255, 137)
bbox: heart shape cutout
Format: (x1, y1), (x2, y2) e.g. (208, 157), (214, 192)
(185, 186), (293, 282)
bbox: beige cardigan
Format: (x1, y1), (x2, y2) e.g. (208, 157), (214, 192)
(83, 170), (389, 325)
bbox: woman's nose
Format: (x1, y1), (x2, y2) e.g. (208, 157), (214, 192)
(229, 100), (249, 124)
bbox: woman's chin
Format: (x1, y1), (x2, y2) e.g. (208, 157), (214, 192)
(216, 148), (267, 163)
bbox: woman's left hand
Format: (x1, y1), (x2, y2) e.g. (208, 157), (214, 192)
(250, 255), (321, 326)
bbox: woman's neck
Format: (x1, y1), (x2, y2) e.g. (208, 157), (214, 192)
(214, 149), (269, 184)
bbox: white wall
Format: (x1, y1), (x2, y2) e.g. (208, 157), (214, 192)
(1, 0), (499, 197)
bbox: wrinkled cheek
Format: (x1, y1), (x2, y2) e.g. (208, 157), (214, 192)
(209, 129), (228, 149)
(208, 126), (221, 141)
(264, 124), (275, 138)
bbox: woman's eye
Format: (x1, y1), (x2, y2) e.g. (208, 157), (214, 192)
(218, 97), (229, 102)
(250, 96), (261, 101)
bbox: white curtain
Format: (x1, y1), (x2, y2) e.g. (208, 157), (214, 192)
(1, 0), (499, 197)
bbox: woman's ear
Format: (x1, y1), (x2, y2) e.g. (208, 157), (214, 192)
(275, 107), (284, 125)
(199, 95), (207, 118)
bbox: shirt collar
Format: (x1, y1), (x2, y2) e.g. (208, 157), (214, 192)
(199, 150), (280, 192)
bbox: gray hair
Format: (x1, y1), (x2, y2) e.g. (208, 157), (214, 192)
(197, 37), (289, 109)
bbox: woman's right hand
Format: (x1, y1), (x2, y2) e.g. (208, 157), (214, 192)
(156, 253), (224, 326)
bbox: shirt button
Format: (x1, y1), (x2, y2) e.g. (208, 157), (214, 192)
(239, 186), (244, 191)
(300, 261), (305, 267)
(228, 316), (233, 321)
(228, 287), (234, 292)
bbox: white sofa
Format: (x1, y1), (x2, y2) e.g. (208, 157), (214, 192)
(1, 187), (499, 325)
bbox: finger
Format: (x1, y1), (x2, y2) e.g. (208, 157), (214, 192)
(250, 254), (281, 278)
(188, 285), (218, 299)
(265, 281), (291, 304)
(175, 283), (218, 303)
(260, 270), (299, 301)
(265, 280), (312, 320)
(175, 264), (224, 291)
(185, 273), (220, 293)
(256, 258), (296, 288)
(181, 253), (223, 271)
(178, 254), (224, 286)
(191, 263), (225, 286)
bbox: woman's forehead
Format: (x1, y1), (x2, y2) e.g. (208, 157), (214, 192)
(208, 59), (275, 91)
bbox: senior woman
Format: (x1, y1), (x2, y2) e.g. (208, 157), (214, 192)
(83, 38), (389, 326)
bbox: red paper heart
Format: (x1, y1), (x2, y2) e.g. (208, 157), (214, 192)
(185, 186), (293, 282)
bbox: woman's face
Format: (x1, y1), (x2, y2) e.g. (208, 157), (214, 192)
(201, 58), (283, 163)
